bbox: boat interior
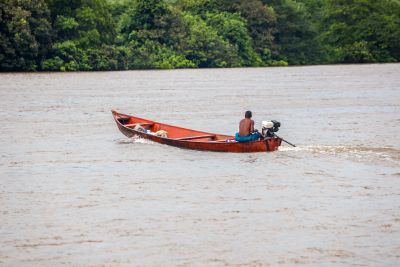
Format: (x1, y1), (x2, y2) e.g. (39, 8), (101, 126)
(117, 116), (232, 142)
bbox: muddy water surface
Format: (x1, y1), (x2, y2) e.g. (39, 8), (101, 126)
(1, 64), (400, 266)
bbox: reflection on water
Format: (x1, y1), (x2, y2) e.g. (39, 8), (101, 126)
(1, 64), (400, 266)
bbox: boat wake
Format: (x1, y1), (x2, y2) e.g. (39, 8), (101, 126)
(117, 136), (153, 145)
(279, 145), (400, 162)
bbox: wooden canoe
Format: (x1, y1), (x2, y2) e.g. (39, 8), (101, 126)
(112, 110), (282, 153)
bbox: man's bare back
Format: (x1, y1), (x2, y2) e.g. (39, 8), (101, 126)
(235, 111), (261, 142)
(239, 118), (254, 136)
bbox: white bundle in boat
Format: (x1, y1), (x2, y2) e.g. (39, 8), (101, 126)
(133, 124), (145, 132)
(155, 130), (168, 138)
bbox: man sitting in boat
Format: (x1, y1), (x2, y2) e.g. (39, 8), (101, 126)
(235, 111), (261, 142)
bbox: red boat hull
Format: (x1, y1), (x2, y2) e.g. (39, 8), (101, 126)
(112, 110), (282, 153)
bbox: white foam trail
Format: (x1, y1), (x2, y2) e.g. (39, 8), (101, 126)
(131, 136), (152, 144)
(279, 145), (399, 162)
(116, 136), (153, 145)
(278, 146), (303, 152)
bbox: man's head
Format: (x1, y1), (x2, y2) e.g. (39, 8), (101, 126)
(245, 110), (252, 119)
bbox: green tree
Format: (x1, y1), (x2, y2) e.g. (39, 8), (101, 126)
(87, 45), (130, 70)
(120, 0), (189, 49)
(2, 0), (400, 71)
(43, 0), (119, 70)
(177, 0), (278, 65)
(235, 0), (277, 58)
(48, 0), (115, 45)
(263, 0), (327, 64)
(180, 13), (238, 67)
(204, 12), (262, 66)
(0, 0), (52, 71)
(42, 40), (88, 71)
(120, 0), (196, 68)
(127, 40), (195, 69)
(323, 0), (400, 63)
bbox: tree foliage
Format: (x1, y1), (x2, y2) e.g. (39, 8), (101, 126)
(1, 0), (399, 71)
(0, 0), (52, 70)
(323, 0), (400, 63)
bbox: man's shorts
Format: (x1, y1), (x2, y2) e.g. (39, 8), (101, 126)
(235, 132), (261, 142)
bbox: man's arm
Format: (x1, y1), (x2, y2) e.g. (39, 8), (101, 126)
(250, 120), (255, 133)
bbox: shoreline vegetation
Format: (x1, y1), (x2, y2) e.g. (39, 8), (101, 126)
(1, 0), (399, 72)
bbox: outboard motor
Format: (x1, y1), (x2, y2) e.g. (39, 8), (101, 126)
(262, 120), (281, 137)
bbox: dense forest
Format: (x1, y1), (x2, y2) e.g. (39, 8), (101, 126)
(1, 0), (399, 71)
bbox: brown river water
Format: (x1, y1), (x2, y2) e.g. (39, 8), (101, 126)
(1, 64), (399, 266)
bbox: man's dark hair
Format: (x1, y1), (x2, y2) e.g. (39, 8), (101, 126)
(245, 110), (252, 118)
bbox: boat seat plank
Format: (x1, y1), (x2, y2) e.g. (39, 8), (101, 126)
(175, 135), (216, 141)
(124, 122), (154, 128)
